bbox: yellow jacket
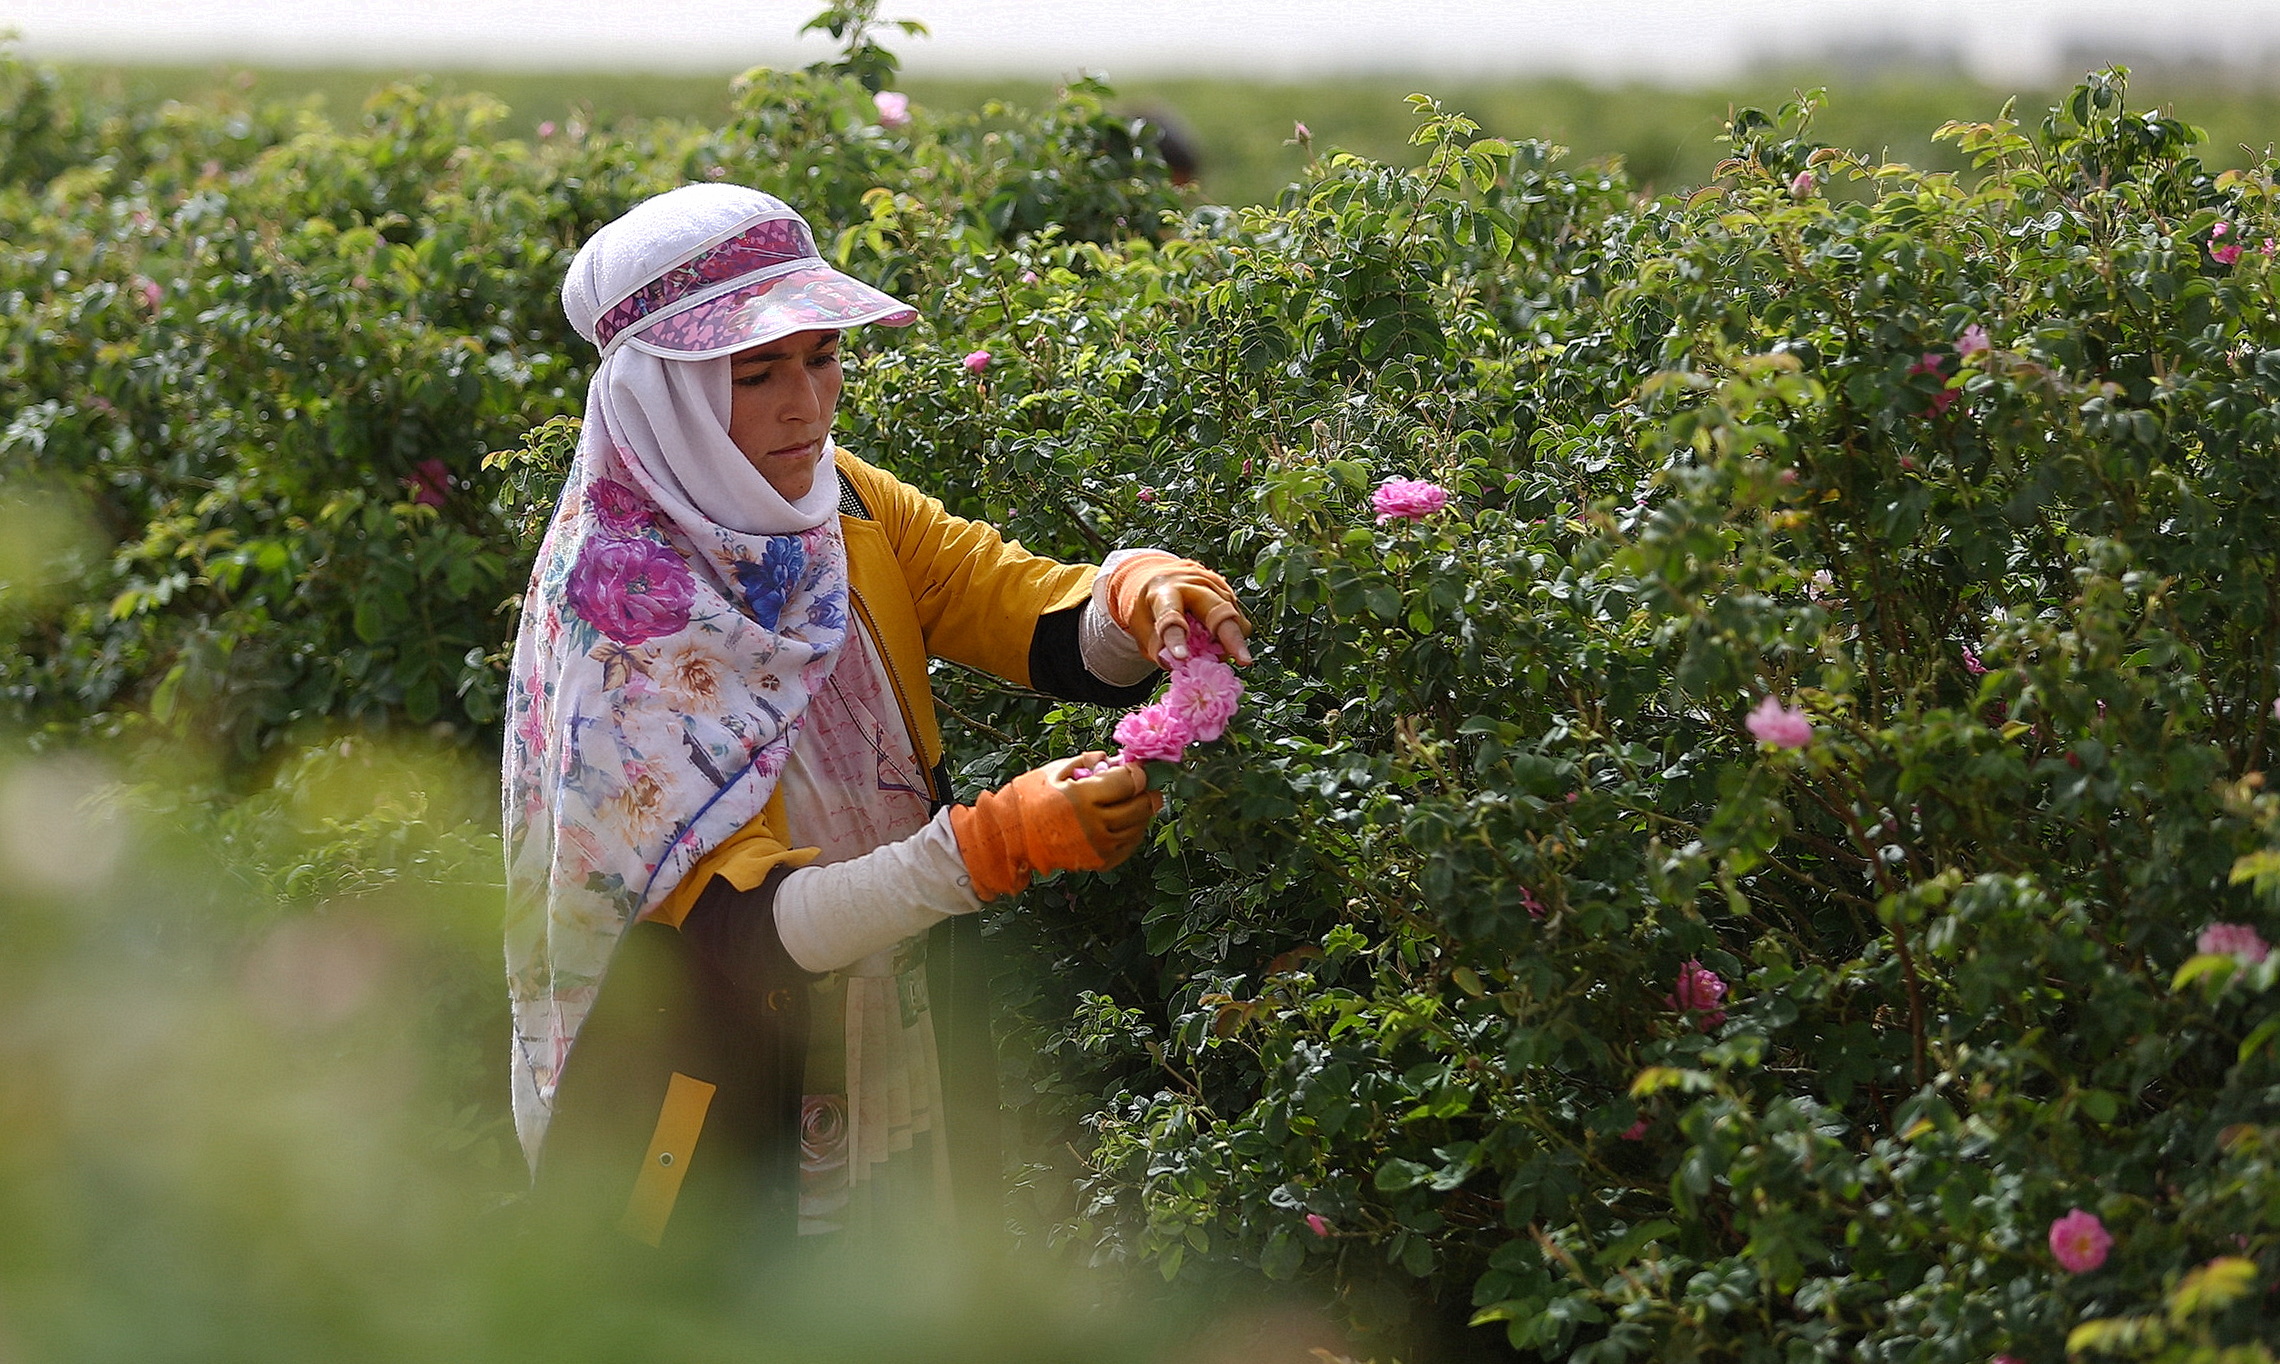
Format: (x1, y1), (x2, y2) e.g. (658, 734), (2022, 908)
(648, 449), (1096, 928)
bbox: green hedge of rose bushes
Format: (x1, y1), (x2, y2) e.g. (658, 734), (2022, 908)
(5, 18), (2280, 1359)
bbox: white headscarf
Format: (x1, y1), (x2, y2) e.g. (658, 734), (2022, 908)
(502, 185), (911, 1165)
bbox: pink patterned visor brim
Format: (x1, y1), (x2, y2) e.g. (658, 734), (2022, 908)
(595, 214), (918, 357)
(621, 266), (919, 359)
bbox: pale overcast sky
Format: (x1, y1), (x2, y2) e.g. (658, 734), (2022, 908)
(5, 0), (2279, 84)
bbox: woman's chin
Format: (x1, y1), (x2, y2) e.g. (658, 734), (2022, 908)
(751, 448), (820, 502)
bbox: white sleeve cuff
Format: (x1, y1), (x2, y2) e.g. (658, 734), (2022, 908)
(1081, 548), (1164, 689)
(772, 808), (983, 975)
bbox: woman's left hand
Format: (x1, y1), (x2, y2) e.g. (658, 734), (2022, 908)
(1133, 564), (1254, 667)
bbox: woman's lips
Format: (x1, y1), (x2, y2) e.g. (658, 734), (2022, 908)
(766, 439), (820, 459)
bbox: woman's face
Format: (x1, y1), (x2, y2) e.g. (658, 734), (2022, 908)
(727, 329), (843, 502)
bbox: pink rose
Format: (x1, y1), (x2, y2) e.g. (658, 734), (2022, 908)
(536, 120), (557, 139)
(1305, 1213), (1330, 1237)
(1020, 269), (1039, 284)
(873, 90), (910, 128)
(2048, 1208), (2112, 1274)
(1113, 702), (1193, 764)
(1620, 1119), (1649, 1141)
(1956, 324), (1991, 356)
(1745, 695), (1813, 749)
(406, 458), (451, 508)
(962, 349), (991, 374)
(1174, 611), (1224, 663)
(1164, 655), (1243, 743)
(2214, 243), (2244, 265)
(135, 277), (161, 310)
(1789, 169), (1814, 198)
(1372, 477), (1449, 524)
(2198, 922), (2270, 964)
(1665, 959), (1728, 1030)
(1137, 486), (1156, 503)
(1520, 884), (1546, 920)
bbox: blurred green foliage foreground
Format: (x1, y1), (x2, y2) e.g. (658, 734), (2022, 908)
(8, 11), (2280, 1358)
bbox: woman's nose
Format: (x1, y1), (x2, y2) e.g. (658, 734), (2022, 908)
(780, 372), (823, 423)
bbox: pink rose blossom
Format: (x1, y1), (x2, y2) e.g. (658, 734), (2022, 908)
(1165, 655), (1244, 742)
(1519, 884), (1546, 920)
(1372, 477), (1450, 524)
(1962, 644), (1986, 676)
(1305, 1213), (1330, 1237)
(135, 277), (161, 310)
(962, 349), (991, 374)
(1293, 121), (1311, 142)
(1665, 960), (1728, 1030)
(2264, 237), (2277, 257)
(2049, 1208), (2112, 1273)
(1993, 1356), (2024, 1364)
(536, 120), (557, 139)
(2214, 221), (2231, 238)
(1169, 611), (1226, 664)
(1956, 324), (1991, 356)
(1789, 169), (1815, 198)
(873, 90), (911, 128)
(1620, 1119), (1649, 1141)
(2214, 243), (2244, 265)
(1137, 486), (1156, 503)
(406, 458), (451, 508)
(2198, 922), (2270, 964)
(1907, 352), (1944, 378)
(1113, 703), (1194, 764)
(1745, 695), (1814, 749)
(1020, 269), (1039, 284)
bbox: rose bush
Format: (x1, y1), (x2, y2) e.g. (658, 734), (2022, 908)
(6, 18), (2280, 1360)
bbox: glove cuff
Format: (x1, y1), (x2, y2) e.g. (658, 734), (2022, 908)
(949, 789), (1031, 904)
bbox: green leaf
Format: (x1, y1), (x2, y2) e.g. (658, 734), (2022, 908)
(1375, 1158), (1432, 1192)
(1594, 1220), (1678, 1269)
(2168, 1256), (2257, 1322)
(2240, 1015), (2280, 1063)
(1629, 1066), (1712, 1098)
(2171, 954), (2240, 992)
(1259, 1227), (1305, 1281)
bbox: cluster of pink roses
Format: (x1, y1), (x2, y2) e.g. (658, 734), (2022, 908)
(1090, 615), (1245, 769)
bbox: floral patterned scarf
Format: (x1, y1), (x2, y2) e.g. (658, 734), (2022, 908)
(501, 361), (850, 1164)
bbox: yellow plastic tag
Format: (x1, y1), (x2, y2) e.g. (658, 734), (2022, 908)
(618, 1071), (716, 1247)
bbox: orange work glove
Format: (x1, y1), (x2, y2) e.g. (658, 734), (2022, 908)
(948, 754), (1162, 903)
(1102, 552), (1254, 667)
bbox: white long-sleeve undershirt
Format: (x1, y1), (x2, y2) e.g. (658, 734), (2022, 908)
(771, 563), (1164, 975)
(773, 807), (981, 974)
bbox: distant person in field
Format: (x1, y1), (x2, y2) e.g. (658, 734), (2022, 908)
(501, 183), (1252, 1262)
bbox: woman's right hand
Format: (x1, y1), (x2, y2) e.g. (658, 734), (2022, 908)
(948, 752), (1163, 902)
